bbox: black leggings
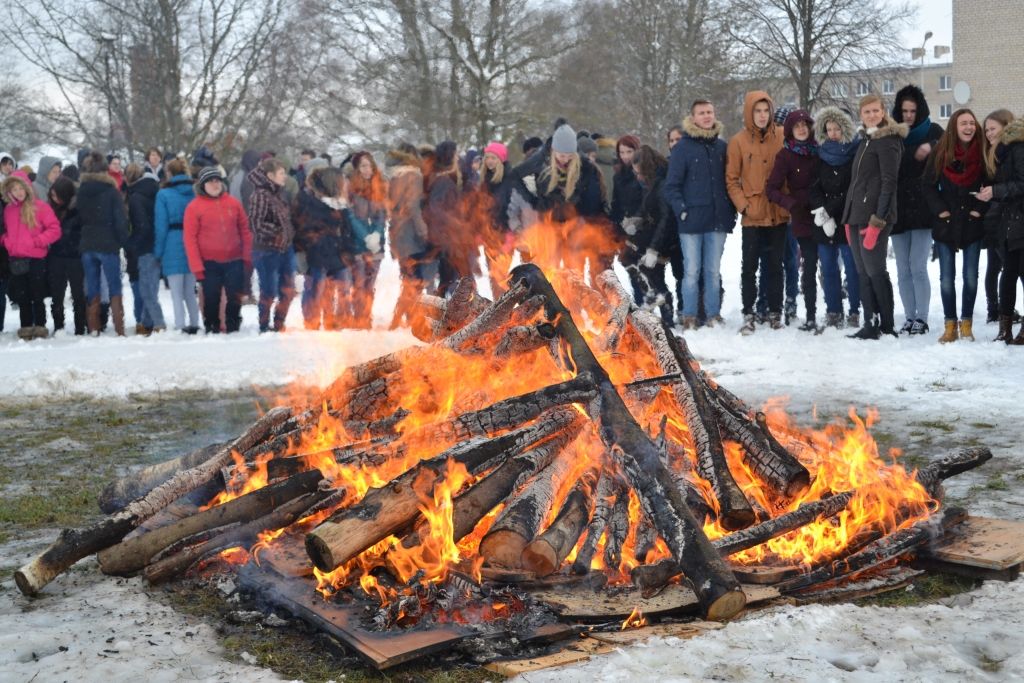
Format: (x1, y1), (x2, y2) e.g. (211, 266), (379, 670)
(998, 248), (1024, 316)
(986, 246), (1003, 316)
(797, 236), (820, 318)
(9, 258), (49, 327)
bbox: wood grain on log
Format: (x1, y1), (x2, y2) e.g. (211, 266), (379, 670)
(571, 472), (616, 574)
(521, 467), (600, 575)
(98, 441), (228, 514)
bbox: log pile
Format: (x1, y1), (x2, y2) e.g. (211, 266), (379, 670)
(15, 265), (995, 632)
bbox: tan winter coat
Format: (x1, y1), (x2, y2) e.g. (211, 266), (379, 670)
(726, 91), (789, 227)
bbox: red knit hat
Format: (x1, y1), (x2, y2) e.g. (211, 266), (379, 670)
(483, 141), (508, 163)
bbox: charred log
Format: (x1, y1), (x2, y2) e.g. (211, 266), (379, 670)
(521, 467), (600, 575)
(602, 488), (631, 569)
(98, 441), (228, 514)
(571, 472), (617, 574)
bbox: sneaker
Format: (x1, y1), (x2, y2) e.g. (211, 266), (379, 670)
(740, 313), (757, 336)
(910, 319), (929, 335)
(797, 319), (818, 332)
(825, 312), (843, 328)
(846, 312), (860, 329)
(768, 312), (784, 330)
(848, 324), (880, 340)
(899, 320), (915, 335)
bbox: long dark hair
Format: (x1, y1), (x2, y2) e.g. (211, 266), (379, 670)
(932, 108), (984, 175)
(632, 145), (667, 185)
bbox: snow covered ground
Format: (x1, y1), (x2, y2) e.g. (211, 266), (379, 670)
(1, 236), (1022, 682)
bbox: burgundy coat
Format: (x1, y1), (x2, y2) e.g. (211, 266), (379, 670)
(766, 147), (819, 239)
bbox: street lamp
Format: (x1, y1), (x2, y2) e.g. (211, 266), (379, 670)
(909, 31), (934, 90)
(98, 33), (116, 152)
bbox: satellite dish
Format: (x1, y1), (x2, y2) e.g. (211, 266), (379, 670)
(953, 81), (971, 105)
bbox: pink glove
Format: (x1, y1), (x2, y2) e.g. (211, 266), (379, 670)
(860, 226), (881, 251)
(844, 224), (852, 244)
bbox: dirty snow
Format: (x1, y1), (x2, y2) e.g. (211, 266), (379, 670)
(1, 237), (1022, 682)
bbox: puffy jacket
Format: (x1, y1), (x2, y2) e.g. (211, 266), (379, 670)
(77, 172), (129, 254)
(246, 165), (294, 252)
(48, 203), (83, 259)
(921, 147), (987, 250)
(664, 117), (735, 235)
(0, 198), (61, 258)
(808, 107), (859, 245)
(766, 147), (819, 238)
(293, 189), (347, 275)
(533, 156), (607, 221)
(183, 191), (252, 274)
(726, 91), (788, 227)
(155, 175), (196, 276)
(841, 114), (907, 228)
(126, 175), (160, 255)
(984, 119), (1024, 252)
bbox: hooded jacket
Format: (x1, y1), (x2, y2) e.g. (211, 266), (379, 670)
(126, 174), (160, 255)
(33, 156), (62, 202)
(985, 119), (1024, 251)
(47, 177), (83, 259)
(809, 107), (858, 245)
(230, 149), (263, 212)
(726, 91), (789, 227)
(77, 172), (129, 254)
(766, 110), (819, 239)
(841, 113), (908, 229)
(1, 173), (61, 259)
(664, 116), (734, 235)
(154, 175), (197, 276)
(183, 182), (251, 274)
(246, 165), (294, 252)
(891, 85), (946, 234)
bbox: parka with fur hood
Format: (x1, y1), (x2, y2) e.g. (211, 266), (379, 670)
(891, 85), (945, 234)
(808, 107), (859, 245)
(985, 119), (1024, 252)
(726, 91), (789, 227)
(841, 113), (908, 229)
(77, 171), (129, 254)
(385, 147), (429, 262)
(664, 116), (735, 235)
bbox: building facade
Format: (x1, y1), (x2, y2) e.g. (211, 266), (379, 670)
(953, 0), (1024, 120)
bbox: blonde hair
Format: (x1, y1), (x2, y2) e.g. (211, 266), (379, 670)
(124, 162), (144, 185)
(480, 153), (504, 186)
(543, 153), (581, 198)
(858, 93), (884, 112)
(984, 109), (1015, 178)
(4, 176), (38, 229)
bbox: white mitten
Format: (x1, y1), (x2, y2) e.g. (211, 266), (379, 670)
(812, 206), (829, 227)
(641, 248), (659, 269)
(823, 217), (837, 238)
(522, 175), (537, 195)
(679, 211), (688, 223)
(364, 232), (382, 253)
(622, 217), (640, 236)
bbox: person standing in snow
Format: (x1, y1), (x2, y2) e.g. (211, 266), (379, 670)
(385, 143), (431, 332)
(32, 156), (62, 207)
(345, 151), (388, 329)
(1, 171), (61, 339)
(294, 164), (349, 330)
(626, 145), (675, 325)
(247, 157), (296, 333)
(155, 159), (201, 333)
(476, 141), (515, 294)
(766, 109), (821, 332)
(979, 109), (1017, 337)
(841, 94), (907, 340)
(424, 141), (468, 295)
(921, 109), (988, 343)
(78, 151), (130, 336)
(808, 106), (861, 330)
(184, 166), (252, 334)
(0, 151), (17, 333)
(125, 163), (166, 334)
(46, 176), (87, 335)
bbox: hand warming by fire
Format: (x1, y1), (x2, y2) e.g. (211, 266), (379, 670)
(14, 217), (992, 643)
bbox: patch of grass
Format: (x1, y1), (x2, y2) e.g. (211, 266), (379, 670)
(969, 422), (996, 429)
(985, 475), (1009, 491)
(857, 573), (979, 607)
(909, 419), (956, 433)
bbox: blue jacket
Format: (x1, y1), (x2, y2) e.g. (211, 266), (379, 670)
(663, 117), (735, 234)
(154, 175), (196, 276)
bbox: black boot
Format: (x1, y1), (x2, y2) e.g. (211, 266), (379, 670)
(996, 315), (1014, 343)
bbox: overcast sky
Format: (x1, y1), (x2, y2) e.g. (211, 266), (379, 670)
(904, 0), (953, 63)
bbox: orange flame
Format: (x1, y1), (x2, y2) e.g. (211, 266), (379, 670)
(621, 606), (648, 630)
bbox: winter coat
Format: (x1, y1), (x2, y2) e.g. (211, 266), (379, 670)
(424, 170), (463, 252)
(726, 91), (788, 227)
(533, 157), (606, 222)
(155, 175), (196, 276)
(77, 172), (129, 254)
(985, 119), (1024, 252)
(808, 107), (858, 246)
(0, 198), (61, 259)
(766, 112), (819, 239)
(246, 166), (294, 252)
(595, 138), (617, 201)
(664, 117), (735, 235)
(611, 166), (644, 227)
(386, 160), (429, 261)
(841, 114), (908, 229)
(48, 202), (83, 259)
(891, 85), (945, 235)
(347, 185), (387, 257)
(628, 172), (674, 256)
(230, 149), (263, 213)
(126, 175), (160, 255)
(183, 191), (252, 274)
(921, 147), (987, 250)
(32, 156), (62, 202)
(480, 163), (513, 232)
(293, 189), (347, 275)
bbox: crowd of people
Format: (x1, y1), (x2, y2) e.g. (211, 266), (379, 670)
(1, 82), (1023, 345)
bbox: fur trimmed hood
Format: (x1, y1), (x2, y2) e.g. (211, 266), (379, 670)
(1, 171), (33, 203)
(1001, 118), (1024, 146)
(682, 116), (724, 140)
(892, 84), (931, 123)
(814, 106), (857, 144)
(860, 113), (909, 140)
(79, 171), (119, 187)
(385, 149), (421, 169)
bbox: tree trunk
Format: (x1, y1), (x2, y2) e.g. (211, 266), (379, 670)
(521, 467), (600, 575)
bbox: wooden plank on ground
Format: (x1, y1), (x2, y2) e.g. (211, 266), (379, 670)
(527, 582), (779, 620)
(255, 533), (314, 578)
(792, 567), (923, 604)
(922, 516), (1024, 570)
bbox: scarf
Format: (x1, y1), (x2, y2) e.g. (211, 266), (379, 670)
(818, 137), (860, 167)
(903, 117), (934, 149)
(784, 138), (818, 157)
(943, 141), (983, 188)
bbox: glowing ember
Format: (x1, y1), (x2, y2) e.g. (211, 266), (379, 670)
(621, 606), (648, 630)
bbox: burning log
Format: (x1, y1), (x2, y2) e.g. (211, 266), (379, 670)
(571, 473), (617, 574)
(521, 467), (600, 576)
(714, 405), (810, 500)
(494, 323), (558, 357)
(436, 278), (490, 337)
(479, 440), (582, 568)
(305, 407), (578, 572)
(441, 280), (528, 352)
(98, 441), (228, 514)
(14, 406), (292, 596)
(915, 447), (992, 493)
(602, 485), (631, 568)
(97, 469), (326, 576)
(633, 515), (659, 564)
(628, 309), (755, 530)
(594, 270), (632, 351)
(512, 264), (745, 620)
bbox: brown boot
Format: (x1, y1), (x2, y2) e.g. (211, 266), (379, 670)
(938, 319), (958, 343)
(995, 315), (1014, 343)
(1011, 322), (1024, 346)
(109, 295), (126, 336)
(959, 319), (975, 341)
(86, 297), (102, 335)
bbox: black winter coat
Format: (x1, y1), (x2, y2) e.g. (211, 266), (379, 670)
(481, 163), (513, 232)
(809, 157), (853, 246)
(841, 116), (907, 229)
(611, 166), (643, 227)
(893, 121), (945, 234)
(126, 176), (160, 255)
(921, 152), (987, 250)
(983, 120), (1024, 252)
(627, 173), (673, 257)
(534, 157), (606, 222)
(292, 190), (348, 276)
(663, 118), (734, 235)
(48, 204), (83, 259)
(77, 172), (129, 254)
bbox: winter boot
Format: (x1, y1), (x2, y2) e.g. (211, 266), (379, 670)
(959, 319), (975, 342)
(17, 327), (35, 341)
(938, 320), (959, 343)
(32, 326), (49, 339)
(109, 295), (126, 337)
(680, 316), (699, 331)
(705, 315), (725, 328)
(739, 313), (757, 336)
(825, 312), (843, 329)
(846, 312), (860, 329)
(798, 317), (818, 332)
(995, 315), (1014, 343)
(99, 302), (110, 332)
(1011, 323), (1024, 346)
(848, 323), (880, 340)
(768, 312), (784, 330)
(784, 298), (798, 326)
(86, 297), (102, 336)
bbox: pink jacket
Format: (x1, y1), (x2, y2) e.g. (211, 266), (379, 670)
(1, 200), (61, 259)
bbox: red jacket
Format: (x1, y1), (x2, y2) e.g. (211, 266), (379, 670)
(183, 193), (252, 275)
(1, 199), (61, 258)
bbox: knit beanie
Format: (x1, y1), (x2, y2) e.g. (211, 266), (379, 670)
(197, 165), (225, 186)
(576, 136), (598, 156)
(551, 124), (577, 154)
(774, 105), (794, 127)
(483, 141), (508, 163)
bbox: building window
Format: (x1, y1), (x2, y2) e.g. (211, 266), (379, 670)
(856, 81), (870, 96)
(883, 79), (895, 95)
(831, 82), (847, 98)
(940, 103), (953, 118)
(939, 75), (952, 91)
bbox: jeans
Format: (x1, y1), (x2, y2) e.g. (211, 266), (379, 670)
(818, 243), (860, 315)
(167, 273), (200, 329)
(680, 231), (727, 318)
(742, 225), (786, 315)
(200, 259), (244, 333)
(936, 240), (982, 321)
(302, 266), (326, 328)
(797, 236), (820, 319)
(82, 251), (122, 299)
(9, 258), (48, 327)
(891, 229), (932, 324)
(130, 279), (147, 327)
(340, 254), (382, 328)
(47, 254), (86, 334)
(137, 253), (166, 329)
(253, 248), (296, 331)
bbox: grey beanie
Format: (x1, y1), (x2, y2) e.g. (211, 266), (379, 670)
(551, 124), (578, 154)
(577, 136), (597, 156)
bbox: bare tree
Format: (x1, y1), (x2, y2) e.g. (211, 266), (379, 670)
(726, 0), (915, 109)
